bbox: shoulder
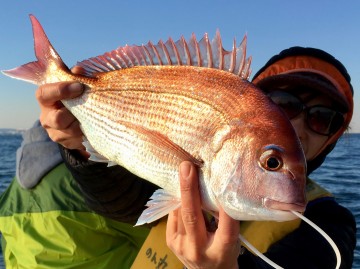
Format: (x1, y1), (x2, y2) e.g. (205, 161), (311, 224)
(305, 197), (356, 229)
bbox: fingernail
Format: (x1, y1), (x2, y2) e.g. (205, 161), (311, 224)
(180, 161), (192, 179)
(68, 82), (84, 94)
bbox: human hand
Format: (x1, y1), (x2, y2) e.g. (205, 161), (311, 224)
(36, 80), (86, 154)
(166, 161), (240, 269)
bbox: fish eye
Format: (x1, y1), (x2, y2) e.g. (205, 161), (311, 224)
(260, 149), (283, 171)
(266, 157), (282, 170)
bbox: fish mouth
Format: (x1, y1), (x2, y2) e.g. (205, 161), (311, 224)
(263, 198), (306, 212)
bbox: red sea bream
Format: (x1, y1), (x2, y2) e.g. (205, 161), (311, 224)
(2, 15), (307, 226)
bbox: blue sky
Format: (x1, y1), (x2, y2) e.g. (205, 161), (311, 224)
(0, 0), (359, 133)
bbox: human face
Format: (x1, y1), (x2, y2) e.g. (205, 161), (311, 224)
(268, 91), (344, 161)
(290, 105), (328, 161)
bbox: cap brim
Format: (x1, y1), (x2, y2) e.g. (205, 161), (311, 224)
(255, 73), (349, 112)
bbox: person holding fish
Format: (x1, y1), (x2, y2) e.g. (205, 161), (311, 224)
(29, 48), (356, 269)
(1, 15), (356, 269)
(165, 47), (357, 269)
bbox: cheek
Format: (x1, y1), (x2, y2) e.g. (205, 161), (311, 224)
(306, 135), (328, 160)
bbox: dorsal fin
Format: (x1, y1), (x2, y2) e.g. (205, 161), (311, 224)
(75, 30), (252, 79)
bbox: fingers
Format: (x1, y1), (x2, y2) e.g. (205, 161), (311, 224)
(35, 81), (86, 151)
(71, 65), (87, 75)
(36, 82), (84, 107)
(46, 120), (85, 150)
(215, 207), (240, 250)
(178, 161), (207, 242)
(167, 162), (201, 238)
(40, 106), (76, 130)
(167, 161), (206, 247)
(167, 209), (180, 239)
(166, 161), (240, 269)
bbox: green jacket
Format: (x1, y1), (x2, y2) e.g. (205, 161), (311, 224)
(0, 163), (150, 269)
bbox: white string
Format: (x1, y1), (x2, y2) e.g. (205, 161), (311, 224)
(239, 211), (341, 269)
(239, 234), (284, 269)
(291, 210), (341, 269)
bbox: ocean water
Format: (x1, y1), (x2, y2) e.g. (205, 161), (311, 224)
(0, 130), (359, 268)
(0, 130), (23, 269)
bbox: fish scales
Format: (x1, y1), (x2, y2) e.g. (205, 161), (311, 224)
(67, 77), (231, 193)
(74, 92), (220, 167)
(75, 87), (226, 144)
(2, 15), (307, 225)
(74, 67), (295, 208)
(68, 67), (250, 160)
(96, 66), (248, 114)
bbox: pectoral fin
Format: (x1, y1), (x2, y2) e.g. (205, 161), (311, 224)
(122, 121), (203, 167)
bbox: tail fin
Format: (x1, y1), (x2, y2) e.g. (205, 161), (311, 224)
(2, 15), (70, 85)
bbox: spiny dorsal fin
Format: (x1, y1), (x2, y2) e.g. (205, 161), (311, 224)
(75, 30), (252, 79)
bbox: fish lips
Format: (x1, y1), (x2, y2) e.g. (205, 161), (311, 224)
(263, 197), (306, 213)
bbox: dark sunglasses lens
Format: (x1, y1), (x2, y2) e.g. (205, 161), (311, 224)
(307, 107), (344, 135)
(268, 92), (303, 119)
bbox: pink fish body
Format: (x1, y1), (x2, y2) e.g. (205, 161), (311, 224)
(2, 15), (307, 225)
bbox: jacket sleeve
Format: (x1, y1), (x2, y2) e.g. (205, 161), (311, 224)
(238, 198), (356, 269)
(59, 146), (159, 225)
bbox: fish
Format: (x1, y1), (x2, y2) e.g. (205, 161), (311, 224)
(2, 15), (307, 226)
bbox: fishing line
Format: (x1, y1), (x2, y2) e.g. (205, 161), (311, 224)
(291, 210), (341, 269)
(239, 211), (341, 269)
(239, 234), (284, 269)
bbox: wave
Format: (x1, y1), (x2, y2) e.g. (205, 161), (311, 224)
(0, 128), (25, 136)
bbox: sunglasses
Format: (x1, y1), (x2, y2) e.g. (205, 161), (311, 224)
(268, 91), (345, 136)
